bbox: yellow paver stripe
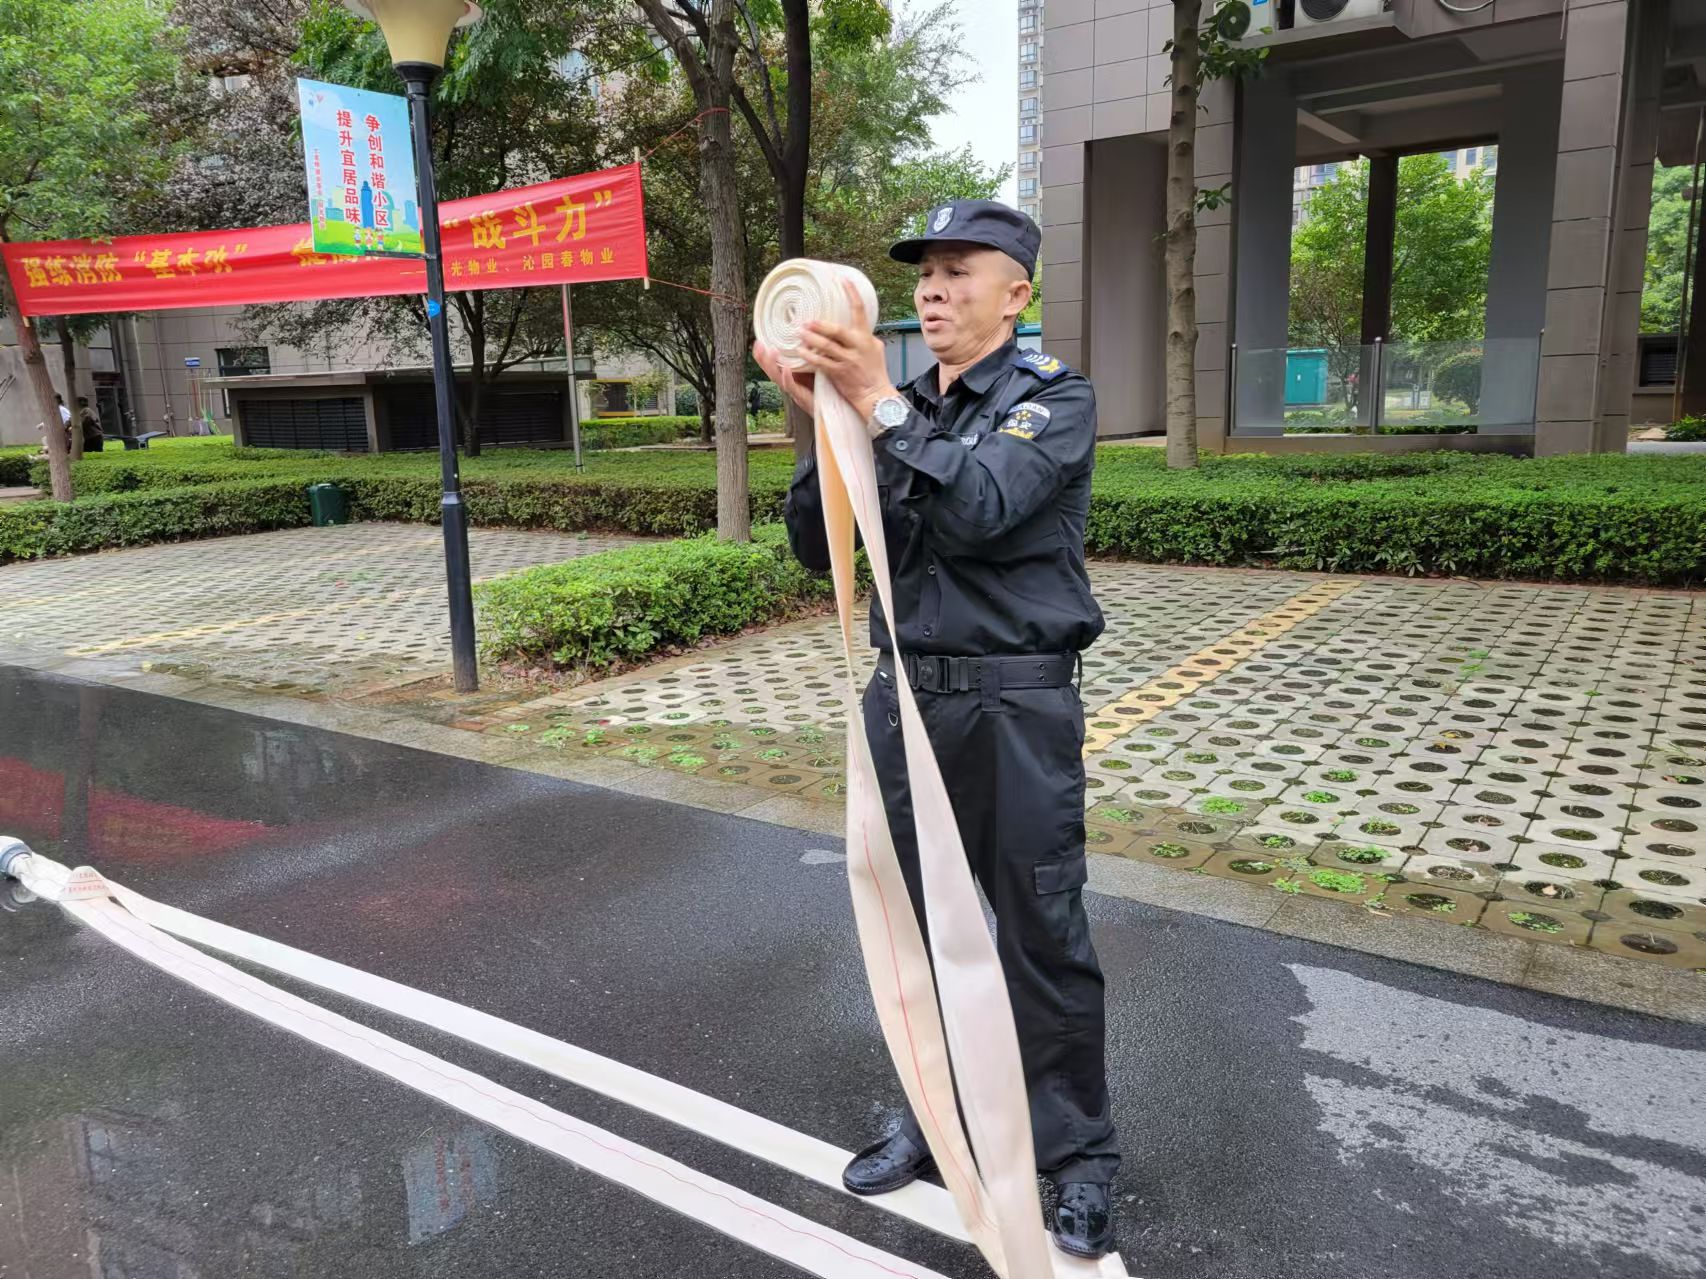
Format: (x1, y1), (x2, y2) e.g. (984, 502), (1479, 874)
(1082, 578), (1362, 755)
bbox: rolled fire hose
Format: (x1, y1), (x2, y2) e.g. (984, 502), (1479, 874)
(753, 260), (1128, 1279)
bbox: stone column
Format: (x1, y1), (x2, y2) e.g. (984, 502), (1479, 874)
(1483, 63), (1562, 431)
(1594, 0), (1669, 451)
(1231, 73), (1297, 436)
(1535, 0), (1665, 456)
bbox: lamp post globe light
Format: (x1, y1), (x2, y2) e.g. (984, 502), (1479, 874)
(341, 0), (483, 692)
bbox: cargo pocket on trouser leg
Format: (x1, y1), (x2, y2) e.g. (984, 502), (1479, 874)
(1031, 853), (1091, 961)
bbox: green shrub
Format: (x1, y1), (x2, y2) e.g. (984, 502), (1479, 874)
(581, 414), (699, 437)
(0, 479), (313, 562)
(476, 524), (831, 670)
(578, 418), (696, 450)
(1667, 415), (1706, 443)
(0, 447), (35, 487)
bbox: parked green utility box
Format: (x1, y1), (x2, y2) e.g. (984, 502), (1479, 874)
(307, 482), (349, 527)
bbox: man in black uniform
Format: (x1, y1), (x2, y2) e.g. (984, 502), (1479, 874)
(752, 200), (1118, 1259)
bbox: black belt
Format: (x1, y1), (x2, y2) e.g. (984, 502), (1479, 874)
(881, 651), (1080, 710)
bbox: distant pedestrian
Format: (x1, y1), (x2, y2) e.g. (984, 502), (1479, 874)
(77, 397), (104, 453)
(748, 383), (763, 429)
(54, 395), (73, 452)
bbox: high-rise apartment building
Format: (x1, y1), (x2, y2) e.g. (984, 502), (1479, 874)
(1018, 1), (1042, 220)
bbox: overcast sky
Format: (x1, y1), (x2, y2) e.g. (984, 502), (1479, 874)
(900, 0), (1019, 206)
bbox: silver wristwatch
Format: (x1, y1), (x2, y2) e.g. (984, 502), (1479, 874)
(870, 395), (910, 433)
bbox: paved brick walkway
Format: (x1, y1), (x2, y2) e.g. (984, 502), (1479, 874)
(461, 564), (1706, 973)
(0, 524), (638, 695)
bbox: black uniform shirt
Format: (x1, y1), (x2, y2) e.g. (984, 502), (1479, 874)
(785, 340), (1105, 657)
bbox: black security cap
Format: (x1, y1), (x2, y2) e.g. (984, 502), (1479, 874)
(890, 200), (1040, 280)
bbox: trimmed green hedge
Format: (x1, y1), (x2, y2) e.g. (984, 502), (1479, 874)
(8, 440), (1705, 585)
(343, 469), (789, 537)
(1085, 453), (1706, 582)
(476, 524), (830, 671)
(0, 479), (315, 561)
(0, 447), (36, 487)
(578, 418), (696, 450)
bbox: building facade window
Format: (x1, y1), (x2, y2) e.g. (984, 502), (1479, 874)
(1020, 96), (1038, 117)
(1020, 42), (1037, 62)
(216, 346), (270, 378)
(1020, 151), (1038, 170)
(1020, 12), (1037, 31)
(216, 346), (271, 418)
(1022, 202), (1039, 220)
(1019, 177), (1038, 197)
(1020, 122), (1037, 142)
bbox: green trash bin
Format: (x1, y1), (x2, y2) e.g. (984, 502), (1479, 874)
(307, 482), (349, 527)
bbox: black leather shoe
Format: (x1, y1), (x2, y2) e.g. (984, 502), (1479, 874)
(841, 1129), (935, 1196)
(1051, 1182), (1115, 1259)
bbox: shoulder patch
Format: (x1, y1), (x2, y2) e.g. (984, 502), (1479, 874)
(997, 400), (1053, 441)
(1013, 349), (1069, 381)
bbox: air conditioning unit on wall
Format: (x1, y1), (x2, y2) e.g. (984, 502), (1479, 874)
(1295, 0), (1388, 24)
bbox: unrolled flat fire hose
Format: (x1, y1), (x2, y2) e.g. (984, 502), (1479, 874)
(4, 841), (971, 1278)
(753, 260), (1128, 1279)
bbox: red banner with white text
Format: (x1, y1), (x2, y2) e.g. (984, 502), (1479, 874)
(1, 163), (647, 318)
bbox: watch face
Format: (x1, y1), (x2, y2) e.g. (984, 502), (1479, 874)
(876, 397), (909, 427)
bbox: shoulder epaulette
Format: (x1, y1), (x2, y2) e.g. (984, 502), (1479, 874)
(1013, 349), (1069, 381)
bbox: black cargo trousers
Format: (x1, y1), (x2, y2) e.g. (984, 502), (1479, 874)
(863, 654), (1120, 1187)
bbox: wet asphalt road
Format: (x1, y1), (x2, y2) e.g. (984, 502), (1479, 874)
(1, 665), (1703, 1279)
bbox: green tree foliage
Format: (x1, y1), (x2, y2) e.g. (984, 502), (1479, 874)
(1642, 163), (1697, 334)
(0, 0), (183, 499)
(1290, 152), (1495, 353)
(571, 2), (1003, 427)
(223, 0), (603, 457)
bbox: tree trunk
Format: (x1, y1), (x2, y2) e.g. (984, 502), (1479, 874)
(58, 317), (83, 461)
(465, 370), (485, 457)
(778, 195), (812, 444)
(704, 98), (751, 540)
(637, 0), (750, 538)
(464, 317), (485, 458)
(779, 0), (813, 448)
(0, 257), (73, 500)
(1164, 0), (1202, 470)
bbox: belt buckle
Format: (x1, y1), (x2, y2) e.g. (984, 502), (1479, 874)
(915, 655), (950, 691)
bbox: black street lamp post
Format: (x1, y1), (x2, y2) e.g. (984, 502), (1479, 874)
(343, 0), (482, 692)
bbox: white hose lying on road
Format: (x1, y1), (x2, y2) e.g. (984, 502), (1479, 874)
(753, 259), (1129, 1279)
(7, 847), (956, 1279)
(5, 839), (1131, 1276)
